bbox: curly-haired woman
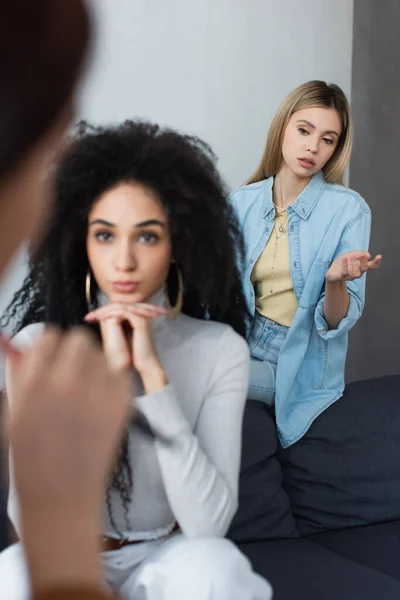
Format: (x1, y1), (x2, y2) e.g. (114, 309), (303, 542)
(1, 121), (272, 600)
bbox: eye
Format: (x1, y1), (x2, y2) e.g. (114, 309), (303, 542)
(323, 137), (334, 145)
(95, 231), (114, 243)
(139, 232), (159, 244)
(298, 128), (309, 135)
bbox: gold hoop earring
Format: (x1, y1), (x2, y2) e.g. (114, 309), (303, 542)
(86, 270), (94, 310)
(165, 265), (183, 320)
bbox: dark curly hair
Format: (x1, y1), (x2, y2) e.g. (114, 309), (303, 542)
(1, 120), (248, 537)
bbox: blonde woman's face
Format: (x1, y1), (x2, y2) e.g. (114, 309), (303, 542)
(281, 107), (342, 179)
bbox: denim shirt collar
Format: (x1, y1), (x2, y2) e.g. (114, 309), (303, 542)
(263, 171), (326, 219)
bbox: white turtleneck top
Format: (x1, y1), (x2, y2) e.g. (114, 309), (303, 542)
(6, 295), (250, 541)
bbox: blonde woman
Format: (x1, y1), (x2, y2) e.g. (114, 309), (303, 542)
(231, 80), (381, 448)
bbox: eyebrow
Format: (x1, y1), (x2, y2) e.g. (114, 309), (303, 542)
(88, 218), (166, 228)
(296, 119), (340, 137)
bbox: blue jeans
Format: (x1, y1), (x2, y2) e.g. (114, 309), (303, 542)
(247, 311), (289, 406)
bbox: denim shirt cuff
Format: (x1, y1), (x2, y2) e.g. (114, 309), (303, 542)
(314, 291), (361, 340)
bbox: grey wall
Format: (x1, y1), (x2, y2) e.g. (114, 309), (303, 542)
(81, 0), (353, 191)
(0, 0), (355, 389)
(346, 0), (400, 382)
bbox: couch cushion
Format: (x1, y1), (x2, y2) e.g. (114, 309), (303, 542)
(239, 537), (400, 600)
(228, 400), (298, 542)
(279, 376), (400, 534)
(308, 520), (400, 583)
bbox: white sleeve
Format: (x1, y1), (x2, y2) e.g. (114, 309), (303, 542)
(6, 323), (45, 536)
(135, 328), (250, 538)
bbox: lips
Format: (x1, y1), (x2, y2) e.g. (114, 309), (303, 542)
(297, 157), (316, 169)
(112, 281), (139, 294)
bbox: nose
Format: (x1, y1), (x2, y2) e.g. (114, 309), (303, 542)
(114, 239), (136, 272)
(306, 135), (319, 154)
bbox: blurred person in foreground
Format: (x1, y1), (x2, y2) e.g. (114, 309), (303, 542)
(0, 2), (131, 599)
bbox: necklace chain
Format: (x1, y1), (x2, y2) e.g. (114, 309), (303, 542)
(269, 208), (288, 293)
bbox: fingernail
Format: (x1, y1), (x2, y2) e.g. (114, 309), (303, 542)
(85, 310), (99, 317)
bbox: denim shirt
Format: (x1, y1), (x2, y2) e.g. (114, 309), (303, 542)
(230, 172), (371, 447)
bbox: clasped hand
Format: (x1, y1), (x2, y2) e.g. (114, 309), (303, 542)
(85, 302), (167, 390)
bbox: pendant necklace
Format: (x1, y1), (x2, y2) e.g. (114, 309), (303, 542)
(269, 206), (288, 294)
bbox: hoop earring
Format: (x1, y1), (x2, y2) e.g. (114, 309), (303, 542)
(86, 270), (94, 311)
(165, 265), (183, 320)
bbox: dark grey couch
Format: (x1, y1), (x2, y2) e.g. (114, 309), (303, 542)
(228, 376), (400, 599)
(2, 377), (400, 598)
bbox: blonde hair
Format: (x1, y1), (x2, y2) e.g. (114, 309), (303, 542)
(247, 80), (353, 186)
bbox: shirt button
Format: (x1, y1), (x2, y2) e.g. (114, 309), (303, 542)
(301, 207), (305, 214)
(249, 259), (253, 264)
(265, 227), (269, 233)
(294, 261), (298, 268)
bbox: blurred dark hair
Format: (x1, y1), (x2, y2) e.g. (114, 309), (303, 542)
(0, 0), (90, 178)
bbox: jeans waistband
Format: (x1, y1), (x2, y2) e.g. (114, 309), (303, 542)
(253, 310), (290, 335)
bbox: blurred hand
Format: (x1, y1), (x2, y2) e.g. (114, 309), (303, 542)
(1, 326), (131, 590)
(5, 326), (130, 510)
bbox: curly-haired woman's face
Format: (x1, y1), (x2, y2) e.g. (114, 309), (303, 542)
(86, 182), (172, 304)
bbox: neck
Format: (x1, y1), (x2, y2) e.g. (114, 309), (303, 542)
(98, 286), (167, 310)
(273, 164), (312, 208)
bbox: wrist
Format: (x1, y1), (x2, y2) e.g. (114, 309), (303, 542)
(139, 361), (168, 394)
(325, 276), (347, 288)
(21, 504), (102, 592)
